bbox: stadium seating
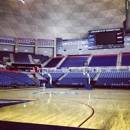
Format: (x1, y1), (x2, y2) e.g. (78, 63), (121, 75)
(13, 53), (30, 63)
(95, 71), (130, 88)
(41, 72), (64, 83)
(18, 38), (35, 46)
(0, 71), (35, 87)
(45, 57), (63, 67)
(38, 39), (54, 47)
(0, 36), (15, 44)
(59, 56), (88, 68)
(89, 55), (117, 67)
(0, 51), (11, 64)
(0, 51), (10, 59)
(121, 53), (130, 66)
(40, 72), (64, 88)
(56, 72), (96, 87)
(10, 52), (49, 64)
(31, 54), (49, 63)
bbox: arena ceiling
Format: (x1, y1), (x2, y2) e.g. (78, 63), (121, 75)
(0, 0), (125, 39)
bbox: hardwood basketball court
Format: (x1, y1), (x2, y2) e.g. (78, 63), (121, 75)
(0, 87), (130, 130)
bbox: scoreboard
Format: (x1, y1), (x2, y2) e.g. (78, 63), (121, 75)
(88, 28), (124, 50)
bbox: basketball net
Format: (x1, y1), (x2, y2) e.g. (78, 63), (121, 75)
(83, 71), (87, 75)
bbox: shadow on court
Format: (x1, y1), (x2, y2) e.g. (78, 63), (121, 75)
(0, 120), (100, 130)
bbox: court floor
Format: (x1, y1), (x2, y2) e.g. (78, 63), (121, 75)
(0, 87), (130, 130)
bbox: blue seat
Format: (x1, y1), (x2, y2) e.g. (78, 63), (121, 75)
(89, 55), (117, 67)
(59, 56), (88, 68)
(95, 71), (130, 88)
(56, 72), (96, 87)
(0, 72), (35, 87)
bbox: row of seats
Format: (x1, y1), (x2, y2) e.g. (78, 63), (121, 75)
(41, 72), (64, 83)
(45, 55), (119, 68)
(0, 51), (49, 64)
(89, 55), (117, 67)
(56, 72), (96, 87)
(45, 57), (63, 67)
(63, 72), (95, 80)
(62, 39), (87, 45)
(1, 51), (130, 67)
(99, 71), (130, 78)
(0, 51), (10, 59)
(38, 39), (54, 47)
(18, 38), (35, 46)
(39, 71), (130, 88)
(59, 56), (88, 68)
(13, 53), (30, 63)
(31, 53), (49, 63)
(121, 54), (130, 66)
(0, 72), (35, 87)
(95, 72), (130, 88)
(0, 36), (15, 44)
(0, 73), (25, 87)
(1, 70), (130, 88)
(56, 78), (88, 87)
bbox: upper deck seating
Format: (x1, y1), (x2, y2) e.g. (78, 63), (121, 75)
(89, 55), (117, 67)
(45, 57), (63, 67)
(31, 54), (49, 63)
(0, 51), (11, 63)
(0, 72), (25, 87)
(59, 56), (88, 68)
(0, 36), (15, 44)
(1, 72), (35, 86)
(0, 51), (10, 59)
(13, 53), (30, 63)
(121, 53), (130, 66)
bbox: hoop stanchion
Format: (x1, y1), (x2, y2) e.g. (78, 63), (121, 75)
(46, 82), (55, 88)
(85, 84), (92, 90)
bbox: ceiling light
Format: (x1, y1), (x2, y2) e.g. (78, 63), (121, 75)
(19, 0), (25, 4)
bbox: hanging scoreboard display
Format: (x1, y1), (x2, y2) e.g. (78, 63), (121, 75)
(88, 28), (124, 50)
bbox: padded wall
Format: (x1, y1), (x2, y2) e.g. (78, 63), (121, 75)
(0, 44), (14, 52)
(38, 47), (53, 56)
(18, 46), (34, 53)
(0, 0), (125, 39)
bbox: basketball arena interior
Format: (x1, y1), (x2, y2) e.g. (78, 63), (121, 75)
(0, 0), (130, 130)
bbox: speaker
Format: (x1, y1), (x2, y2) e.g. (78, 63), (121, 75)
(56, 38), (62, 55)
(56, 38), (62, 47)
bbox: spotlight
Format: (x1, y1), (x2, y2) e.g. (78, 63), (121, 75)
(19, 0), (25, 4)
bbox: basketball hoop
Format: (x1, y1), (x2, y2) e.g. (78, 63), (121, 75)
(83, 71), (87, 75)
